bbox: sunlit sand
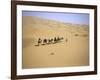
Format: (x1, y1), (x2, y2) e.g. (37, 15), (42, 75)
(22, 16), (89, 69)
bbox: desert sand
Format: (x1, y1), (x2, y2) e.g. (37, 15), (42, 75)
(22, 16), (89, 69)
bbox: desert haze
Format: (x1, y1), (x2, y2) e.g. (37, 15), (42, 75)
(22, 16), (89, 69)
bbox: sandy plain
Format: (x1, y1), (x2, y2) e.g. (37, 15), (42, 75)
(22, 16), (89, 69)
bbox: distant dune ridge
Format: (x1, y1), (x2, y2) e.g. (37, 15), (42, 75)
(22, 16), (89, 69)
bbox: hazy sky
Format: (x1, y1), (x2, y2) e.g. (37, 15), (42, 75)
(22, 11), (89, 25)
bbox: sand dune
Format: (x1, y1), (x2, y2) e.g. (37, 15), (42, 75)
(22, 16), (89, 69)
